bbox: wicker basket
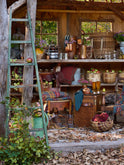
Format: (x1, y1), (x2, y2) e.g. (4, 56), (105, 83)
(91, 117), (113, 132)
(87, 72), (101, 82)
(118, 72), (124, 83)
(103, 72), (117, 83)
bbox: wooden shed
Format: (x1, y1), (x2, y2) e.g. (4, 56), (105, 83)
(7, 0), (124, 127)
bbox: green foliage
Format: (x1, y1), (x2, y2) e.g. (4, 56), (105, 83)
(42, 21), (57, 34)
(35, 20), (58, 45)
(0, 98), (51, 165)
(114, 32), (124, 42)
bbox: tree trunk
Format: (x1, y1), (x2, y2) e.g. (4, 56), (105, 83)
(22, 0), (37, 105)
(0, 0), (8, 137)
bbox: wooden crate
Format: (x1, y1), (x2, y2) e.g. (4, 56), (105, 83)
(74, 95), (101, 127)
(90, 32), (115, 58)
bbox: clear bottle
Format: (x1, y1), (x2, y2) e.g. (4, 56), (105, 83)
(113, 50), (117, 60)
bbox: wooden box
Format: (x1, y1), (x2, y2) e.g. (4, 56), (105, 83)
(74, 95), (101, 127)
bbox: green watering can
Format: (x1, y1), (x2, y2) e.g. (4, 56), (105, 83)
(33, 112), (49, 138)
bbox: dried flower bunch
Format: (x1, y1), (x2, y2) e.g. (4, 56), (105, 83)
(35, 38), (47, 50)
(114, 32), (124, 42)
(78, 78), (92, 85)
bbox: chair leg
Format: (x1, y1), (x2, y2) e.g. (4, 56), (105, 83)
(114, 113), (117, 123)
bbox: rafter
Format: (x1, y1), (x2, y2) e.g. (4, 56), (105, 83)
(108, 5), (124, 20)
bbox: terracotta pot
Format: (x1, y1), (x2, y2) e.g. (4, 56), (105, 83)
(83, 86), (90, 94)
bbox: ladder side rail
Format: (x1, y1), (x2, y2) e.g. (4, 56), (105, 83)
(27, 12), (49, 146)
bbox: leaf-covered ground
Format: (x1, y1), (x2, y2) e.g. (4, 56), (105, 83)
(43, 123), (124, 165)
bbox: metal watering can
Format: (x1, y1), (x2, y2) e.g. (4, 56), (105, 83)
(33, 112), (49, 138)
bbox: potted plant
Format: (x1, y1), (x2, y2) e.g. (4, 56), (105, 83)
(114, 32), (124, 54)
(35, 39), (47, 60)
(114, 32), (124, 42)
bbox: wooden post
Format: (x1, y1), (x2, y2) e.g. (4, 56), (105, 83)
(22, 0), (37, 106)
(0, 0), (8, 137)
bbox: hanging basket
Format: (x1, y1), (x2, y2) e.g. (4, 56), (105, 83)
(91, 117), (113, 132)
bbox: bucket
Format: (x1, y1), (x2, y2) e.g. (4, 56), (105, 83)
(33, 112), (49, 138)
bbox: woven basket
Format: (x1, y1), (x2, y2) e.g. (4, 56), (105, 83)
(87, 72), (101, 82)
(91, 117), (113, 132)
(103, 72), (117, 83)
(118, 72), (124, 83)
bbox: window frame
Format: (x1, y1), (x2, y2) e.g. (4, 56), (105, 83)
(35, 19), (59, 46)
(80, 19), (114, 45)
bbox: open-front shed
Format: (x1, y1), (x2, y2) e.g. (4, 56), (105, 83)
(7, 0), (124, 129)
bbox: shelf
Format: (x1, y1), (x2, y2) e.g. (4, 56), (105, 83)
(11, 92), (38, 96)
(60, 83), (117, 88)
(11, 59), (124, 64)
(117, 83), (124, 86)
(101, 83), (116, 86)
(60, 84), (82, 87)
(37, 59), (124, 64)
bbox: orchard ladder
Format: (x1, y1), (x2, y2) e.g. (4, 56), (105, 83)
(6, 7), (49, 146)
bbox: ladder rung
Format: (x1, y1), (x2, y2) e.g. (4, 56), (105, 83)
(10, 106), (41, 111)
(10, 63), (35, 66)
(29, 128), (44, 132)
(10, 128), (44, 133)
(12, 18), (28, 22)
(11, 40), (32, 44)
(10, 84), (38, 89)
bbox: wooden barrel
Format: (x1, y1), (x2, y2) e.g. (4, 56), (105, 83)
(90, 32), (116, 58)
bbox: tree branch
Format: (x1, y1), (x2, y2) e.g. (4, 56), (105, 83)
(8, 0), (26, 14)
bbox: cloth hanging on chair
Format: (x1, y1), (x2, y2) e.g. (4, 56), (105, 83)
(75, 88), (92, 111)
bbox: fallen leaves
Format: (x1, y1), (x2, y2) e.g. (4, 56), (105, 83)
(45, 124), (124, 165)
(45, 147), (124, 165)
(48, 124), (124, 144)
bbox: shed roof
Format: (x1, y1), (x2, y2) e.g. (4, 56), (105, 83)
(7, 0), (124, 20)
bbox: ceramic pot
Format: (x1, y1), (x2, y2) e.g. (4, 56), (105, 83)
(120, 42), (124, 54)
(35, 48), (44, 60)
(83, 85), (90, 94)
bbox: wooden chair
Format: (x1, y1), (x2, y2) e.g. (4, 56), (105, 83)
(39, 72), (72, 115)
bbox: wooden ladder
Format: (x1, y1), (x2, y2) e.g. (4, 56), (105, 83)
(6, 7), (49, 146)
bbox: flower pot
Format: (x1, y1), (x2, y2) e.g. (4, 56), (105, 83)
(35, 48), (44, 60)
(120, 42), (124, 54)
(33, 112), (49, 138)
(83, 87), (90, 94)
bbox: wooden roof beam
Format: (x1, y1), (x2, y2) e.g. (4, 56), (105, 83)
(109, 5), (124, 20)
